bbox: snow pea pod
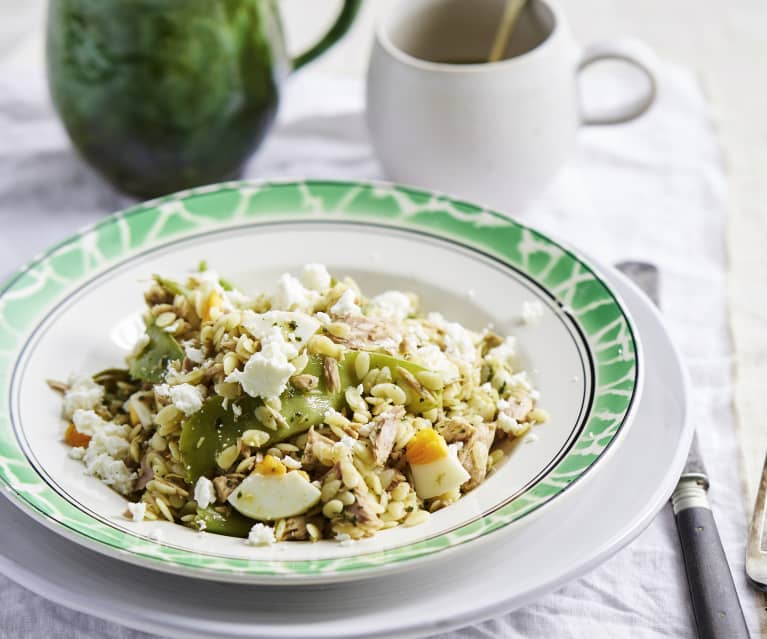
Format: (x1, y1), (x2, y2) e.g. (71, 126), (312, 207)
(193, 507), (253, 538)
(179, 355), (352, 483)
(91, 368), (138, 405)
(345, 351), (442, 413)
(153, 275), (190, 298)
(128, 319), (185, 384)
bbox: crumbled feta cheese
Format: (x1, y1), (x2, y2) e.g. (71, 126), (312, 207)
(71, 412), (135, 494)
(371, 291), (414, 322)
(335, 532), (353, 546)
(197, 519), (207, 531)
(232, 403), (242, 418)
(427, 313), (478, 363)
(226, 326), (296, 399)
(315, 311), (331, 324)
(62, 374), (105, 418)
(401, 321), (429, 352)
(507, 371), (533, 391)
(241, 310), (319, 356)
(81, 421), (136, 495)
(333, 435), (357, 451)
(128, 502), (146, 522)
(224, 289), (251, 308)
(72, 409), (107, 436)
(153, 383), (170, 399)
(282, 455), (302, 470)
(83, 454), (135, 494)
(523, 433), (539, 444)
(184, 344), (204, 364)
(330, 288), (361, 317)
(86, 422), (132, 458)
(68, 446), (86, 461)
(522, 300), (545, 325)
(497, 412), (520, 435)
(272, 274), (319, 311)
(300, 263), (332, 291)
(412, 344), (460, 382)
(194, 476), (215, 509)
(168, 383), (203, 415)
(487, 336), (517, 368)
(247, 523), (276, 546)
(480, 382), (493, 393)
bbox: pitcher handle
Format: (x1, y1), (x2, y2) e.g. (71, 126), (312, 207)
(577, 38), (658, 125)
(291, 0), (362, 71)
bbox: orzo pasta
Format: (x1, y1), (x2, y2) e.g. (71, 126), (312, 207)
(51, 263), (545, 544)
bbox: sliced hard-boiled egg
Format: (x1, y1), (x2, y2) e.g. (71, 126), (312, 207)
(202, 289), (224, 323)
(228, 459), (321, 521)
(406, 429), (470, 499)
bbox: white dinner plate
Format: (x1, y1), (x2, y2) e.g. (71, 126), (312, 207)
(0, 181), (641, 583)
(0, 264), (692, 638)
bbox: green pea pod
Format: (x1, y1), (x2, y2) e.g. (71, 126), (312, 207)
(92, 367), (137, 404)
(156, 272), (235, 295)
(153, 275), (190, 298)
(179, 355), (351, 483)
(344, 351), (442, 413)
(193, 507), (254, 538)
(128, 319), (185, 383)
(92, 368), (132, 386)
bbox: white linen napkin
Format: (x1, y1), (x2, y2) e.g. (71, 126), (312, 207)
(0, 59), (761, 638)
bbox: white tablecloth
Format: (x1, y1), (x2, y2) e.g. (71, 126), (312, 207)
(0, 59), (762, 638)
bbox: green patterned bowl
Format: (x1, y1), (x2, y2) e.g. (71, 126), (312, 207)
(0, 180), (642, 584)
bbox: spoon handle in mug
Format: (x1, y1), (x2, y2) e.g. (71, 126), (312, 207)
(488, 0), (528, 62)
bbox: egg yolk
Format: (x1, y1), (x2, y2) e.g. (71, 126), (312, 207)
(255, 454), (287, 476)
(202, 290), (223, 322)
(406, 429), (449, 465)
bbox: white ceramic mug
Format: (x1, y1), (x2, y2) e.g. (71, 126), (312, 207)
(366, 0), (658, 211)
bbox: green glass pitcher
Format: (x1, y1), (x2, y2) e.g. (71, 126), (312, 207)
(47, 0), (361, 197)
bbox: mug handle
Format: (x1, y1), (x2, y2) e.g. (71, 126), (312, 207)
(291, 0), (362, 71)
(577, 38), (658, 125)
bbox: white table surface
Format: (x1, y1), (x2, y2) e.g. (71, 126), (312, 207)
(0, 1), (766, 637)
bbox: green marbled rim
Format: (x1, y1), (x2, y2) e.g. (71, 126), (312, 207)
(0, 180), (640, 578)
